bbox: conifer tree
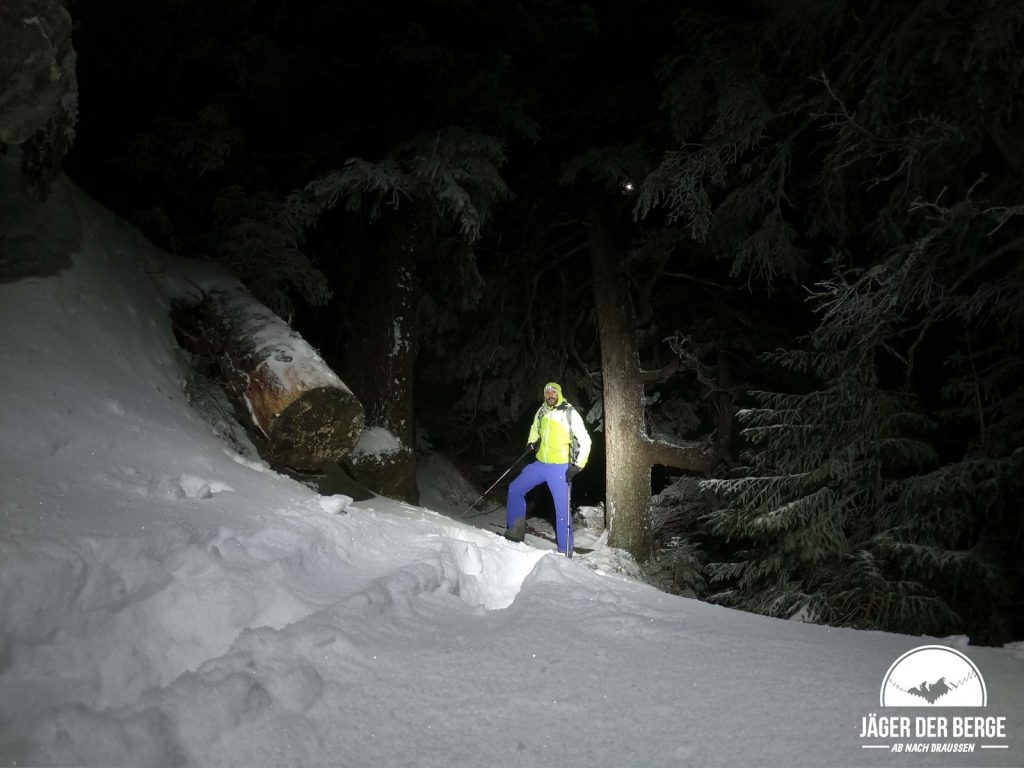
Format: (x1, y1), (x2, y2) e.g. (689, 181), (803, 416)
(298, 128), (510, 500)
(642, 0), (1024, 639)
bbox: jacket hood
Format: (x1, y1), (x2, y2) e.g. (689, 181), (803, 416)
(543, 381), (564, 406)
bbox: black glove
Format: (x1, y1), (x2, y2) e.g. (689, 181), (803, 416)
(527, 442), (538, 453)
(566, 464), (582, 481)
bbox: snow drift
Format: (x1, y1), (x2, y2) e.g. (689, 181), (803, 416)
(1, 158), (1023, 767)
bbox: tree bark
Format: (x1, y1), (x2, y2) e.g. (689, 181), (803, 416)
(172, 280), (364, 471)
(588, 193), (722, 562)
(588, 196), (656, 559)
(340, 208), (419, 503)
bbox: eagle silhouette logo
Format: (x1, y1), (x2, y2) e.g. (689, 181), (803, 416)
(880, 646), (987, 707)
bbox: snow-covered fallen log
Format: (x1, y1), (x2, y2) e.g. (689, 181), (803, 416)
(168, 271), (364, 470)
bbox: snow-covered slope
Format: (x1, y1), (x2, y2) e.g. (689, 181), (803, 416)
(1, 160), (1022, 767)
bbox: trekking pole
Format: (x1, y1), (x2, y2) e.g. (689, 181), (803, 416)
(565, 480), (573, 558)
(457, 449), (530, 518)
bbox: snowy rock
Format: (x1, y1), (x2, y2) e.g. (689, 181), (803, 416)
(576, 503), (605, 533)
(0, 0), (78, 197)
(344, 427), (418, 504)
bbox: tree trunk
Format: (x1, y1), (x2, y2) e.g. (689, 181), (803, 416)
(588, 197), (656, 560)
(172, 279), (364, 471)
(588, 193), (721, 562)
(340, 209), (419, 503)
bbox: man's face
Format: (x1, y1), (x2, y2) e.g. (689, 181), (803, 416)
(544, 388), (558, 406)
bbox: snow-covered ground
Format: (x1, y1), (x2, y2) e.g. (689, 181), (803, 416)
(1, 158), (1022, 767)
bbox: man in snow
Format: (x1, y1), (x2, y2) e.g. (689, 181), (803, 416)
(504, 382), (591, 556)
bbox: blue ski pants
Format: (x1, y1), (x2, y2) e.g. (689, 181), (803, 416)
(507, 460), (573, 555)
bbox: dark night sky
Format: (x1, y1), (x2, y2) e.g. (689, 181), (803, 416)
(67, 2), (672, 189)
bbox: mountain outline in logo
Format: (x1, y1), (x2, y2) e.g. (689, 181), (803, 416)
(880, 645), (987, 707)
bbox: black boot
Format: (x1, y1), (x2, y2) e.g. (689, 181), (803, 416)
(503, 517), (525, 542)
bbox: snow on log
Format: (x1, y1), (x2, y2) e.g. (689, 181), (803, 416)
(169, 275), (364, 470)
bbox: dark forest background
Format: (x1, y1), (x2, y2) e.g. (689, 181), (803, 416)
(52, 0), (1024, 644)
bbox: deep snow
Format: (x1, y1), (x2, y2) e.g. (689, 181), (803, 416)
(1, 158), (1023, 767)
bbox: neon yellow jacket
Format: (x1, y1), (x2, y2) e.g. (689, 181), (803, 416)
(528, 382), (592, 468)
